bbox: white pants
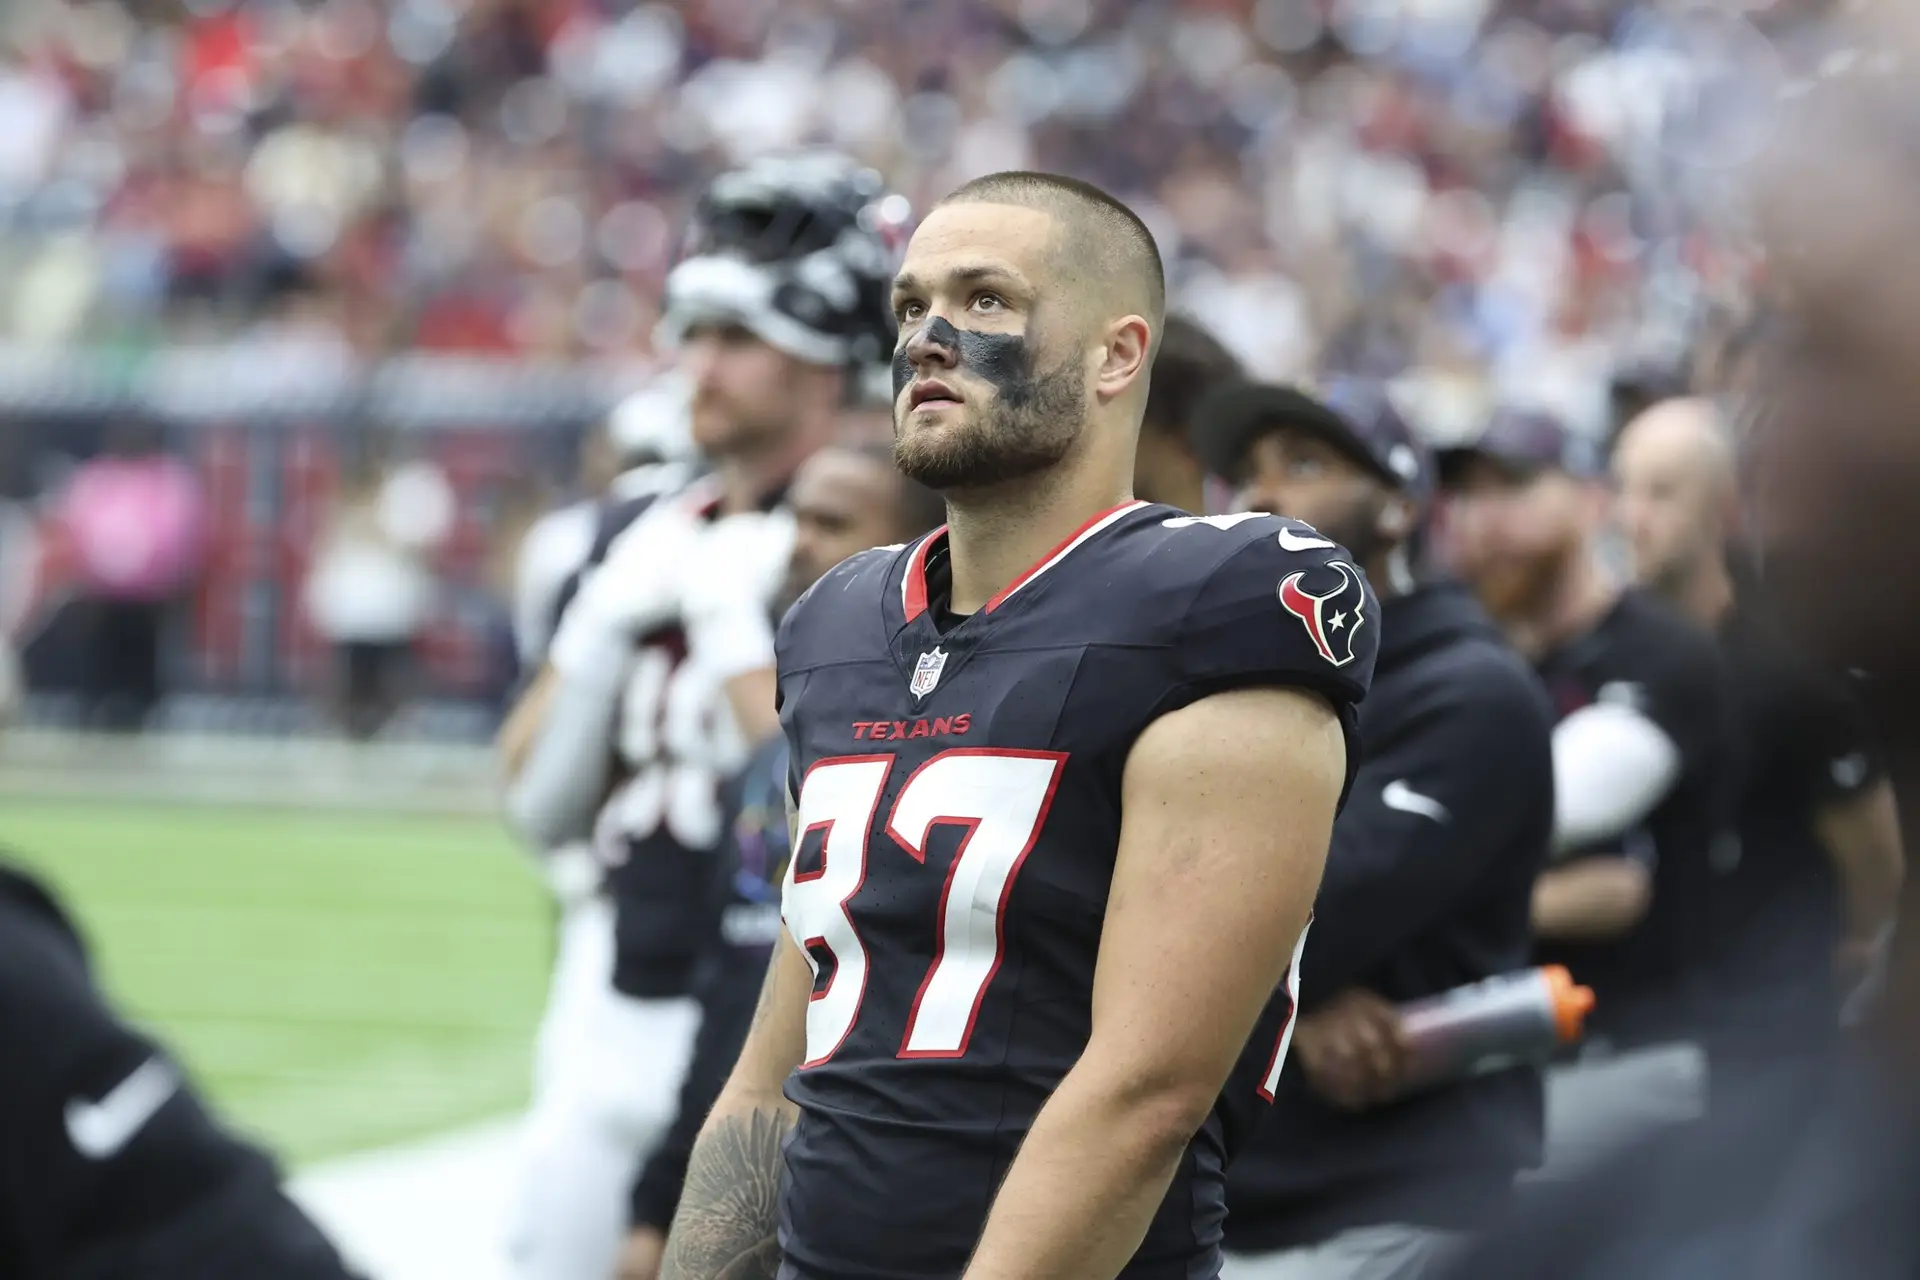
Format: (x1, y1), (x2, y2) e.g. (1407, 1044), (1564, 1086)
(1222, 1225), (1464, 1280)
(506, 886), (701, 1280)
(1530, 1040), (1707, 1184)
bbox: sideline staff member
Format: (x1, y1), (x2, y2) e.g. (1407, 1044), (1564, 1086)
(0, 860), (363, 1280)
(1611, 398), (1902, 1048)
(1440, 410), (1731, 1179)
(1197, 381), (1555, 1279)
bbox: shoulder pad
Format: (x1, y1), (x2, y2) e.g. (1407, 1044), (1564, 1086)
(1161, 511), (1380, 703)
(776, 543), (902, 668)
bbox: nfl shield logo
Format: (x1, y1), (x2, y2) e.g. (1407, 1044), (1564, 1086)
(910, 647), (948, 699)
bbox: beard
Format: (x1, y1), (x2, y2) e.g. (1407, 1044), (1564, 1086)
(893, 356), (1086, 491)
(1470, 544), (1569, 620)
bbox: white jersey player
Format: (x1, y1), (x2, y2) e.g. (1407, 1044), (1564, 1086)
(497, 151), (910, 1280)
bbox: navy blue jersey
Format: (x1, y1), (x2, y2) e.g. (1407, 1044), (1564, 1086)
(772, 502), (1378, 1280)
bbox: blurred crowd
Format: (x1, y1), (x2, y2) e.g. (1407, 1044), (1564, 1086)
(0, 0), (1860, 737)
(7, 2), (1920, 1276)
(0, 0), (1838, 424)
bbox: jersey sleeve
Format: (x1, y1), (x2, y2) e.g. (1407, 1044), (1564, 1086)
(1793, 667), (1886, 806)
(1165, 523), (1380, 715)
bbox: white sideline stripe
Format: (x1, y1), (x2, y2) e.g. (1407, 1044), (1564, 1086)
(289, 1117), (523, 1280)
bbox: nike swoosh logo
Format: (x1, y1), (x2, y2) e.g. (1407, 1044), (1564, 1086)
(1381, 779), (1449, 823)
(65, 1057), (179, 1160)
(1276, 528), (1336, 552)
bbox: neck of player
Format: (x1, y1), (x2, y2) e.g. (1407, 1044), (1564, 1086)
(942, 459), (1133, 617)
(719, 414), (835, 515)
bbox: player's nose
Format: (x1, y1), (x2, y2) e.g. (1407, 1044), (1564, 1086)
(901, 316), (960, 370)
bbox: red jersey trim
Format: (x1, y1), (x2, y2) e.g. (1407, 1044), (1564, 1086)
(900, 500), (1147, 622)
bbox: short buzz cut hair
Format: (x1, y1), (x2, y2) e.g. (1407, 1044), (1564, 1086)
(937, 171), (1167, 342)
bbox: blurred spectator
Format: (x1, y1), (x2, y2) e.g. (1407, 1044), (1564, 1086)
(0, 0), (1812, 384)
(302, 443), (453, 738)
(57, 418), (206, 731)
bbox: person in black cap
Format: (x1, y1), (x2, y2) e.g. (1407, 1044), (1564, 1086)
(1436, 408), (1733, 1180)
(0, 859), (364, 1280)
(1195, 379), (1556, 1280)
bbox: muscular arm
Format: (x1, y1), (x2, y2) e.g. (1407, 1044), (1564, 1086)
(658, 788), (809, 1280)
(960, 686), (1346, 1280)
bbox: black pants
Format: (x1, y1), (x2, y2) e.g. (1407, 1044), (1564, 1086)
(83, 598), (164, 731)
(335, 640), (412, 740)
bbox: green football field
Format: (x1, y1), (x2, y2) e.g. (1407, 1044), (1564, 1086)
(0, 799), (552, 1167)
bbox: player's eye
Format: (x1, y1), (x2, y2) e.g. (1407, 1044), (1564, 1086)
(895, 299), (925, 323)
(971, 292), (1005, 314)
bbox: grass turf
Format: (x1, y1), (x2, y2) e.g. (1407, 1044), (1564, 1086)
(0, 799), (550, 1167)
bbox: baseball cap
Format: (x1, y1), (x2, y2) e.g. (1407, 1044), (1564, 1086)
(1435, 407), (1605, 486)
(1192, 376), (1434, 503)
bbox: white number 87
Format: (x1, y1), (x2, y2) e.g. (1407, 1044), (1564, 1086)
(782, 749), (1066, 1066)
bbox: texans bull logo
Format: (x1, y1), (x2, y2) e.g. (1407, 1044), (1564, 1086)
(1277, 560), (1367, 667)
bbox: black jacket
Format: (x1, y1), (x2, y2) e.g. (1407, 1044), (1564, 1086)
(1226, 583), (1556, 1253)
(0, 862), (360, 1280)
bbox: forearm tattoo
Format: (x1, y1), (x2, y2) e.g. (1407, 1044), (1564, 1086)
(659, 1106), (795, 1280)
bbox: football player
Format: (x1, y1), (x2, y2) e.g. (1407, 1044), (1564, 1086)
(508, 377), (701, 1106)
(498, 152), (905, 1280)
(659, 172), (1378, 1280)
(619, 442), (945, 1280)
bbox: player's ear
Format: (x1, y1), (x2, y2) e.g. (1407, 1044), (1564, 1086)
(1093, 314), (1152, 404)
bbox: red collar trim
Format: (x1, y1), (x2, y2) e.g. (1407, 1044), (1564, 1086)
(900, 500), (1147, 623)
(901, 525), (946, 622)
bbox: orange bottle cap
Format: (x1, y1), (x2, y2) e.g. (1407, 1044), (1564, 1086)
(1542, 964), (1596, 1043)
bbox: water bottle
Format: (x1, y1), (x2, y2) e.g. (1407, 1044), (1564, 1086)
(1394, 966), (1595, 1097)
